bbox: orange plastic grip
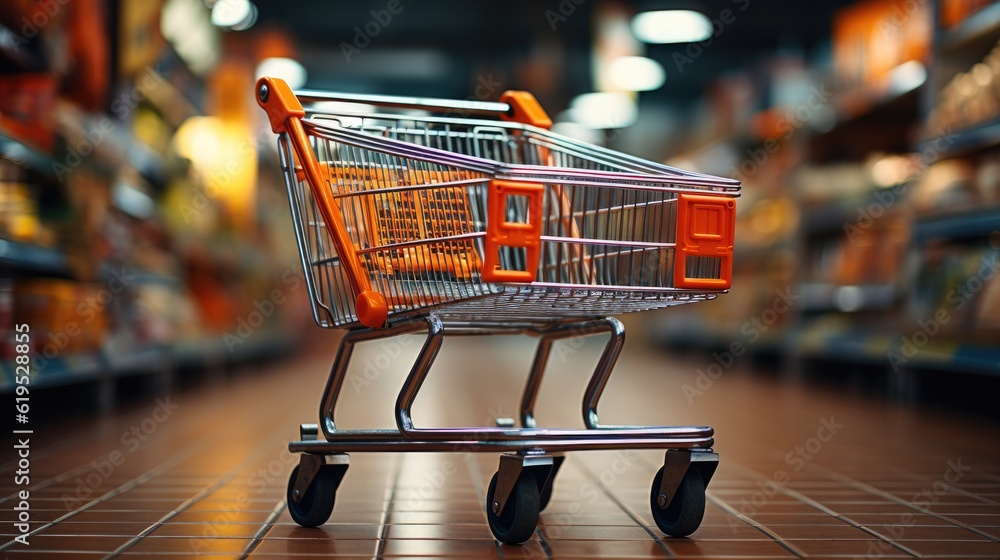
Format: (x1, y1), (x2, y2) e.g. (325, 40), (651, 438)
(499, 91), (552, 129)
(483, 179), (543, 283)
(673, 194), (736, 290)
(256, 77), (387, 328)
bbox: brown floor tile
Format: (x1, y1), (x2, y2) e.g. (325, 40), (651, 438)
(381, 538), (502, 557)
(894, 539), (1000, 556)
(252, 537), (377, 556)
(386, 523), (492, 540)
(663, 538), (798, 557)
(14, 345), (1000, 558)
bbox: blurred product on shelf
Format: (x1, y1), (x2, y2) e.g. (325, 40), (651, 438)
(927, 38), (1000, 134)
(941, 0), (998, 29)
(0, 74), (57, 151)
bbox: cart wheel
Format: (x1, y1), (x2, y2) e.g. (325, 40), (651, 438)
(287, 465), (336, 528)
(649, 467), (705, 537)
(539, 479), (554, 512)
(486, 471), (540, 544)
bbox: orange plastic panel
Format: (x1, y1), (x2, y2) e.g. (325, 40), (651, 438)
(499, 91), (552, 129)
(483, 179), (544, 283)
(674, 194), (736, 290)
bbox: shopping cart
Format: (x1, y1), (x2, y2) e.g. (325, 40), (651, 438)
(256, 77), (739, 544)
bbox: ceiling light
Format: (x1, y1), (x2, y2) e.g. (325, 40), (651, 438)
(569, 92), (638, 129)
(211, 0), (256, 29)
(255, 57), (307, 90)
(608, 56), (666, 91)
(631, 10), (712, 44)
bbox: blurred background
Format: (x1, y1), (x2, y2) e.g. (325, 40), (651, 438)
(2, 0), (999, 418)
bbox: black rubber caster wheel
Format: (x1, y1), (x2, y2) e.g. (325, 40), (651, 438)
(650, 467), (705, 537)
(287, 465), (337, 527)
(539, 480), (554, 512)
(486, 471), (540, 544)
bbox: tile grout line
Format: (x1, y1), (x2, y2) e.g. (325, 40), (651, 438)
(0, 399), (231, 506)
(569, 456), (674, 558)
(724, 461), (922, 558)
(879, 462), (1000, 506)
(374, 453), (404, 560)
(629, 453), (801, 559)
(804, 461), (1000, 543)
(462, 454), (506, 559)
(0, 437), (210, 552)
(102, 426), (290, 558)
(239, 498), (287, 559)
(702, 493), (807, 558)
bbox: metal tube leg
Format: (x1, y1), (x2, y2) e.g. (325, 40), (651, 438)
(320, 320), (429, 440)
(520, 337), (555, 429)
(319, 332), (357, 438)
(395, 315), (445, 436)
(581, 317), (626, 429)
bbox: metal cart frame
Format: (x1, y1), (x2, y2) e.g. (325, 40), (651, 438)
(256, 77), (738, 543)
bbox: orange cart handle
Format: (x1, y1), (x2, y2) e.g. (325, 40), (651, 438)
(256, 77), (388, 328)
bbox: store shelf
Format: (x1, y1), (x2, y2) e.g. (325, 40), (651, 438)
(0, 23), (45, 70)
(888, 342), (1000, 376)
(795, 327), (894, 364)
(799, 283), (898, 313)
(916, 116), (1000, 160)
(912, 204), (1000, 244)
(0, 239), (72, 278)
(939, 2), (1000, 52)
(0, 332), (296, 393)
(0, 129), (58, 177)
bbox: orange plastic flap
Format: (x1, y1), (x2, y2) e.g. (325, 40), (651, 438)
(674, 194), (736, 290)
(483, 179), (544, 283)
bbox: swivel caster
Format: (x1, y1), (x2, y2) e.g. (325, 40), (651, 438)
(286, 453), (349, 528)
(486, 471), (540, 544)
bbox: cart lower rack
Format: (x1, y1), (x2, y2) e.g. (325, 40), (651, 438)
(257, 76), (739, 544)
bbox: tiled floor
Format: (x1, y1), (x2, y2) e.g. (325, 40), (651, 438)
(2, 327), (999, 558)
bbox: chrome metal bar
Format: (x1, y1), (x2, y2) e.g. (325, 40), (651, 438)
(295, 89), (512, 115)
(394, 315), (445, 438)
(539, 236), (674, 249)
(520, 337), (553, 429)
(320, 319), (429, 439)
(279, 134), (334, 326)
(582, 317), (626, 429)
(355, 232), (485, 255)
(291, 436), (715, 454)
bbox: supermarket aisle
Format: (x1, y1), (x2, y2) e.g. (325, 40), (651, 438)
(1, 332), (999, 559)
